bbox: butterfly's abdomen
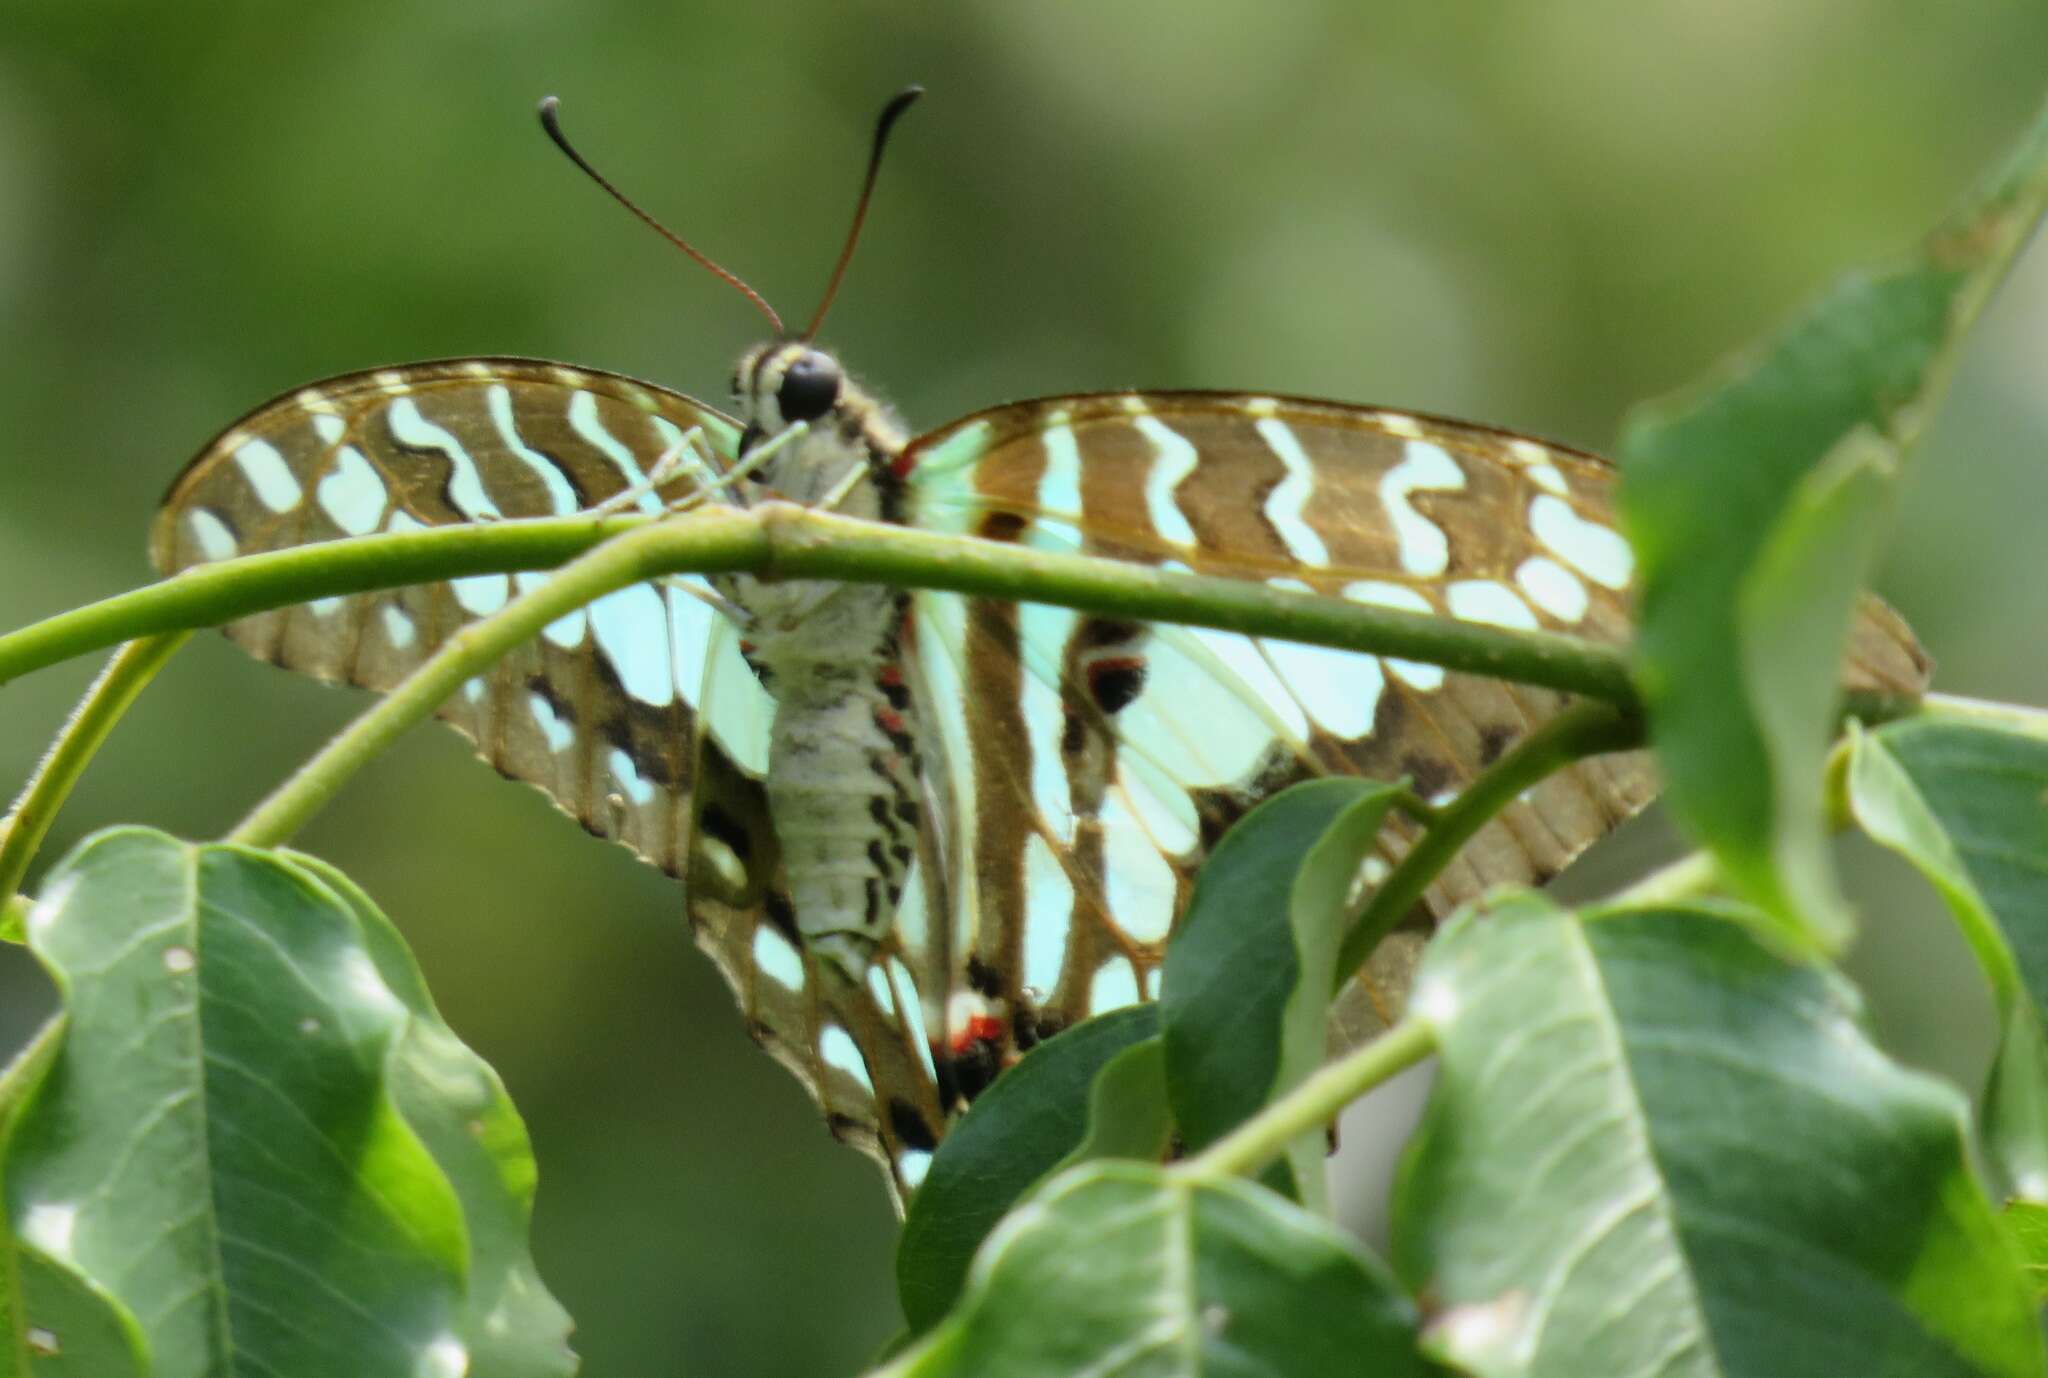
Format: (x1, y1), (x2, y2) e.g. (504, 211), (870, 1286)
(744, 579), (922, 971)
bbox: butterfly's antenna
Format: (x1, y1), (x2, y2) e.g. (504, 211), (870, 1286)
(538, 96), (784, 336)
(802, 85), (924, 343)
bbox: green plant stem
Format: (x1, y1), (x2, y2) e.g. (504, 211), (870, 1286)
(769, 508), (1640, 701)
(226, 521), (701, 847)
(1175, 1017), (1436, 1184)
(0, 513), (659, 688)
(0, 633), (189, 915)
(2, 503), (1642, 709)
(1333, 701), (1646, 985)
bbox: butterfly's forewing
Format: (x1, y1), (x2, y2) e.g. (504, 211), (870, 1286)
(903, 392), (1932, 1053)
(152, 358), (952, 1193)
(155, 359), (755, 866)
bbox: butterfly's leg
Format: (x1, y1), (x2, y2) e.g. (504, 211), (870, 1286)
(583, 423), (741, 518)
(814, 457), (874, 513)
(660, 572), (753, 633)
(672, 420), (812, 513)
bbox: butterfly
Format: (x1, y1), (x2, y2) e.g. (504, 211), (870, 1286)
(149, 93), (1933, 1202)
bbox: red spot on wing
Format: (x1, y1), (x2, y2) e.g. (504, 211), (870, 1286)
(947, 1014), (1007, 1057)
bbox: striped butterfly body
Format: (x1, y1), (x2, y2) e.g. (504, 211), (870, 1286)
(153, 347), (1933, 1201)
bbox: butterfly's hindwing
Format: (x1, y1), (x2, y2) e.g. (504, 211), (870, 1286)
(904, 391), (1928, 1057)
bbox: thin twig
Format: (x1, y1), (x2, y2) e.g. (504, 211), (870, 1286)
(1334, 701), (1646, 985)
(227, 523), (690, 847)
(1174, 1017), (1437, 1184)
(0, 633), (189, 906)
(2, 505), (1645, 708)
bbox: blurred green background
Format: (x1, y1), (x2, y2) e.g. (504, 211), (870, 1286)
(4, 4), (2046, 1374)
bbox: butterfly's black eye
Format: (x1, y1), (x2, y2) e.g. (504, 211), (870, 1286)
(775, 352), (842, 424)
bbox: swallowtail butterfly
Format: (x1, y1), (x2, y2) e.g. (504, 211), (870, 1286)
(150, 93), (1932, 1202)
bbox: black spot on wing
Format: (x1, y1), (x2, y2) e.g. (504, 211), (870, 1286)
(978, 511), (1027, 543)
(888, 1098), (940, 1151)
(1478, 723), (1517, 766)
(525, 674), (577, 724)
(1060, 709), (1086, 757)
(1077, 618), (1145, 649)
(762, 890), (800, 943)
(1401, 753), (1453, 801)
(597, 717), (676, 787)
(1087, 660), (1147, 715)
(966, 955), (1004, 998)
(1012, 1006), (1067, 1052)
(938, 1040), (1002, 1108)
(700, 801), (752, 863)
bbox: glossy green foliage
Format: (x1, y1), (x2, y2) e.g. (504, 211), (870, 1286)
(883, 1163), (1436, 1378)
(1393, 894), (2041, 1378)
(895, 1007), (1159, 1333)
(0, 830), (572, 1378)
(1849, 719), (2048, 1198)
(2001, 1202), (2048, 1303)
(1616, 98), (2048, 952)
(1162, 778), (1400, 1209)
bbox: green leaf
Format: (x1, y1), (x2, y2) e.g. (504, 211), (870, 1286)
(1052, 1036), (1173, 1173)
(1393, 892), (2042, 1378)
(1731, 432), (1897, 947)
(2, 1250), (146, 1378)
(895, 1005), (1158, 1334)
(1615, 99), (2048, 951)
(879, 1162), (1435, 1377)
(1162, 778), (1400, 1209)
(2000, 1201), (2048, 1303)
(1847, 717), (2048, 1200)
(0, 828), (574, 1378)
(1, 1019), (147, 1378)
(288, 854), (577, 1376)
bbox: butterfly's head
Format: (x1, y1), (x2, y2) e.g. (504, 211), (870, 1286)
(536, 89), (921, 486)
(732, 341), (907, 508)
(734, 341), (845, 440)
